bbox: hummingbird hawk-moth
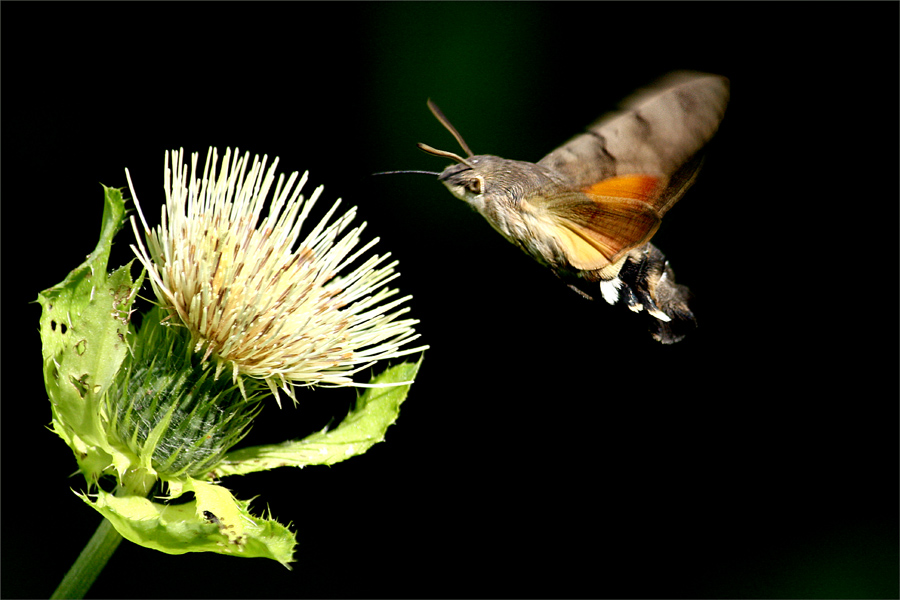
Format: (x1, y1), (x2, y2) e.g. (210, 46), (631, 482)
(413, 72), (729, 343)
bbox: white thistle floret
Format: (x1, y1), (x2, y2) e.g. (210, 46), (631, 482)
(127, 148), (425, 403)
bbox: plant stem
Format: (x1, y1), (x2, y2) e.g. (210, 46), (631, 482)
(50, 517), (123, 599)
(51, 471), (155, 599)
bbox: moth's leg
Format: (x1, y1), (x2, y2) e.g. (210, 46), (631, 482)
(566, 282), (594, 301)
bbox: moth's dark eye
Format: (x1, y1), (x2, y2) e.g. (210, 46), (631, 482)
(465, 178), (484, 195)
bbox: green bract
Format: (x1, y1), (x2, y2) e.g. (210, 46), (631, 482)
(107, 306), (266, 479)
(38, 186), (144, 486)
(38, 186), (422, 567)
(76, 477), (296, 566)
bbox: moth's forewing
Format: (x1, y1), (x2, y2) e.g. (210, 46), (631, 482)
(539, 72), (729, 189)
(531, 72), (729, 270)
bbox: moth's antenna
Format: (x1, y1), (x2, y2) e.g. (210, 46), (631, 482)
(426, 99), (475, 157)
(417, 143), (474, 168)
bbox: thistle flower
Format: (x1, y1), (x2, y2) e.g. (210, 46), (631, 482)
(127, 147), (424, 402)
(39, 151), (427, 587)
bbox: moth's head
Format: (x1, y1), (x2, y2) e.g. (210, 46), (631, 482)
(371, 99), (512, 209)
(437, 160), (480, 195)
(430, 153), (514, 206)
(414, 99), (565, 265)
(415, 99), (556, 250)
(414, 99), (482, 202)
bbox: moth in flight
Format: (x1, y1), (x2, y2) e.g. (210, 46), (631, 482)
(414, 72), (729, 343)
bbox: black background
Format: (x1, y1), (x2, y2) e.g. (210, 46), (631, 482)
(4, 3), (898, 599)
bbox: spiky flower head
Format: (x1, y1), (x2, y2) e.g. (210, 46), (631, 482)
(40, 157), (426, 567)
(128, 148), (424, 402)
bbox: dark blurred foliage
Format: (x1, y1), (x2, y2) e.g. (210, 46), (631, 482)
(4, 3), (897, 598)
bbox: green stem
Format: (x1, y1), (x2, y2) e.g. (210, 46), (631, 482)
(50, 517), (123, 599)
(51, 471), (156, 599)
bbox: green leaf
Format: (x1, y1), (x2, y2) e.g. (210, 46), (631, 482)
(37, 186), (145, 483)
(212, 359), (422, 477)
(78, 477), (296, 567)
